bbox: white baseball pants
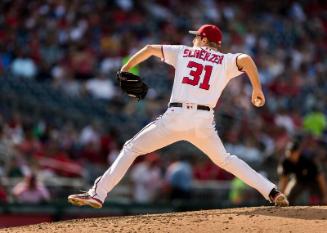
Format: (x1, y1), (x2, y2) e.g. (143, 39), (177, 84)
(88, 105), (276, 202)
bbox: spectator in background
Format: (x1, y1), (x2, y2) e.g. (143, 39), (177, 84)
(303, 107), (327, 137)
(0, 123), (16, 176)
(7, 113), (24, 145)
(100, 57), (121, 75)
(85, 72), (116, 100)
(274, 107), (296, 135)
(193, 158), (220, 180)
(278, 139), (327, 205)
(130, 153), (162, 203)
(229, 177), (247, 205)
(0, 45), (12, 74)
(11, 51), (37, 79)
(12, 173), (50, 204)
(79, 122), (101, 146)
(0, 180), (7, 203)
(71, 44), (96, 81)
(6, 156), (24, 178)
(41, 141), (83, 178)
(52, 64), (82, 97)
(225, 137), (262, 164)
(18, 126), (42, 157)
(193, 157), (233, 181)
(165, 155), (193, 200)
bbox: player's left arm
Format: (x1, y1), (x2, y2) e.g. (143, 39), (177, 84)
(121, 45), (163, 72)
(236, 54), (265, 107)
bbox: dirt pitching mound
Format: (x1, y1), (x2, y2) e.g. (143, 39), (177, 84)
(1, 206), (327, 233)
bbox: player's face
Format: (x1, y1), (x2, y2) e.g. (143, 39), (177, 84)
(288, 150), (301, 163)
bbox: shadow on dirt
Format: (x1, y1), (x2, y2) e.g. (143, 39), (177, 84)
(230, 206), (327, 220)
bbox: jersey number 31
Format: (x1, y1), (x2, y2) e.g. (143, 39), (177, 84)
(182, 61), (213, 90)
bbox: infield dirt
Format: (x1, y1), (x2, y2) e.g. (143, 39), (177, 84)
(1, 206), (327, 233)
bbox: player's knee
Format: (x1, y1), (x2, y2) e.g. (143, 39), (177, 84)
(122, 141), (143, 159)
(218, 153), (237, 169)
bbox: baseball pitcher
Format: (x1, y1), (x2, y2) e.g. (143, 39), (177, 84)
(68, 24), (289, 208)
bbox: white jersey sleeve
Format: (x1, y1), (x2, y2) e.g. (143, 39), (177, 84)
(225, 53), (244, 79)
(161, 45), (182, 68)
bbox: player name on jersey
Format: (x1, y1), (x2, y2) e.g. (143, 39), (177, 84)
(183, 48), (224, 65)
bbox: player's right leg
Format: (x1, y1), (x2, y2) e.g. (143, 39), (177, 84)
(68, 114), (182, 208)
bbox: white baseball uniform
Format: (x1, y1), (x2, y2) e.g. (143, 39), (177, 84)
(88, 45), (276, 203)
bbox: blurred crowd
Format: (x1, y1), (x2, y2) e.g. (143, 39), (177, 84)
(0, 0), (326, 205)
(0, 112), (120, 203)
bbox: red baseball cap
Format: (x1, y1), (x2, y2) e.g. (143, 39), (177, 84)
(189, 24), (223, 45)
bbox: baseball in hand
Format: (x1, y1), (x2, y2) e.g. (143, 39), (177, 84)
(254, 98), (262, 107)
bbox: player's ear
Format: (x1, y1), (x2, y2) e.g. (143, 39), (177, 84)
(202, 37), (209, 44)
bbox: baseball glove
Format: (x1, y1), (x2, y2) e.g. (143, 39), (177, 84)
(116, 71), (148, 100)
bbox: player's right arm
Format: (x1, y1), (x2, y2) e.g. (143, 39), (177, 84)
(121, 45), (163, 72)
(236, 54), (265, 107)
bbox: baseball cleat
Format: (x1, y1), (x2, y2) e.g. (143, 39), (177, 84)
(68, 193), (103, 209)
(269, 188), (289, 207)
(273, 193), (289, 207)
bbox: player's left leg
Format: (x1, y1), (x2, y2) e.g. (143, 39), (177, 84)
(187, 125), (288, 206)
